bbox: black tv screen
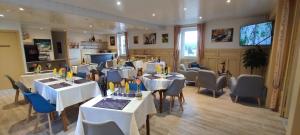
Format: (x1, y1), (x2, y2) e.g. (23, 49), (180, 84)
(240, 21), (273, 46)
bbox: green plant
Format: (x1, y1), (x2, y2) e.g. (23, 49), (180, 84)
(242, 46), (268, 74)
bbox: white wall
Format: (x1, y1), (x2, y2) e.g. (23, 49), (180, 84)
(205, 16), (268, 48)
(128, 26), (174, 49)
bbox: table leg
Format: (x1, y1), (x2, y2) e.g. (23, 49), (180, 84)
(159, 90), (163, 113)
(146, 115), (150, 135)
(61, 110), (69, 131)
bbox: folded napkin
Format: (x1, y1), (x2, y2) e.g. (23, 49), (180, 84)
(49, 82), (71, 89)
(39, 78), (58, 83)
(74, 79), (91, 84)
(93, 98), (131, 110)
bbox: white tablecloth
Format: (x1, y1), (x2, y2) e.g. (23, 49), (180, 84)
(133, 60), (144, 69)
(142, 73), (185, 91)
(34, 77), (101, 113)
(144, 61), (166, 73)
(20, 72), (54, 89)
(75, 91), (156, 135)
(102, 67), (137, 79)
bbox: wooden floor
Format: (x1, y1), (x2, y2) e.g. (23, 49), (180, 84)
(0, 86), (286, 135)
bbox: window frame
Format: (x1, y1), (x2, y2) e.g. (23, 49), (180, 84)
(117, 33), (126, 56)
(180, 27), (198, 58)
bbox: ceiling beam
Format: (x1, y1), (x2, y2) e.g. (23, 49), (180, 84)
(0, 0), (166, 30)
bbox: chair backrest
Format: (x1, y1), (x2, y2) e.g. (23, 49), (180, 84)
(97, 62), (105, 72)
(197, 70), (217, 90)
(233, 74), (265, 97)
(5, 75), (18, 90)
(129, 82), (147, 91)
(23, 92), (55, 113)
(15, 81), (31, 93)
(165, 79), (185, 96)
(124, 61), (135, 69)
(82, 120), (124, 135)
(179, 64), (186, 71)
(106, 60), (113, 68)
(77, 72), (87, 79)
(107, 70), (122, 83)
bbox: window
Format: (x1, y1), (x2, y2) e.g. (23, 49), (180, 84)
(180, 27), (198, 57)
(117, 33), (126, 56)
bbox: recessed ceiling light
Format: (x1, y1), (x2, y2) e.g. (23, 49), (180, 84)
(117, 1), (121, 6)
(39, 27), (44, 30)
(184, 8), (187, 11)
(199, 16), (203, 19)
(19, 7), (24, 11)
(6, 9), (10, 12)
(226, 0), (231, 3)
(89, 24), (93, 28)
(0, 14), (4, 18)
(152, 13), (156, 17)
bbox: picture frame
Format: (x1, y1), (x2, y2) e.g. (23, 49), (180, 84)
(162, 33), (168, 43)
(133, 36), (139, 44)
(211, 28), (234, 42)
(143, 33), (156, 45)
(110, 36), (115, 46)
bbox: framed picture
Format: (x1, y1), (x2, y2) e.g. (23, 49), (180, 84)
(143, 33), (156, 45)
(162, 33), (168, 43)
(33, 39), (52, 52)
(211, 28), (234, 42)
(133, 36), (139, 44)
(110, 36), (115, 46)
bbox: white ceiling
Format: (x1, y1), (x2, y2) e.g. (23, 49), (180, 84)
(0, 0), (276, 33)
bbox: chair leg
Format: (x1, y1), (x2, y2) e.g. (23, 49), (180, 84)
(178, 95), (183, 111)
(180, 92), (185, 103)
(47, 113), (53, 135)
(169, 96), (172, 113)
(171, 96), (175, 108)
(213, 91), (216, 98)
(28, 104), (32, 120)
(235, 96), (239, 103)
(35, 113), (40, 130)
(14, 90), (19, 104)
(257, 97), (261, 106)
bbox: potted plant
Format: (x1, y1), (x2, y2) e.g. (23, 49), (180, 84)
(242, 46), (268, 74)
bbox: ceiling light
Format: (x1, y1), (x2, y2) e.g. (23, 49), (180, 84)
(226, 0), (231, 3)
(0, 14), (4, 18)
(184, 8), (187, 11)
(152, 13), (156, 17)
(199, 16), (203, 19)
(39, 27), (44, 30)
(19, 7), (24, 11)
(89, 24), (93, 28)
(117, 1), (121, 6)
(6, 9), (10, 12)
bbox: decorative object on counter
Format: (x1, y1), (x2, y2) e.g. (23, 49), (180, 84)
(211, 28), (234, 42)
(133, 36), (139, 44)
(143, 33), (156, 45)
(34, 64), (42, 73)
(162, 33), (168, 43)
(22, 32), (30, 40)
(242, 46), (268, 74)
(110, 36), (115, 46)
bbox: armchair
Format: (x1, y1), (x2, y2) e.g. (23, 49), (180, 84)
(196, 69), (226, 98)
(177, 64), (199, 82)
(229, 74), (265, 106)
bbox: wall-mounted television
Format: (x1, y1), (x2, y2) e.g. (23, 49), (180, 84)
(240, 21), (273, 46)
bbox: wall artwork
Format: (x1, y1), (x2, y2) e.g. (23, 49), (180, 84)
(110, 36), (115, 46)
(162, 33), (168, 43)
(211, 28), (233, 42)
(33, 39), (52, 61)
(133, 36), (139, 44)
(143, 33), (156, 45)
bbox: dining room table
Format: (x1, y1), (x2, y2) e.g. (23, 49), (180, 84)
(141, 72), (185, 113)
(75, 90), (156, 135)
(20, 71), (54, 89)
(33, 76), (101, 131)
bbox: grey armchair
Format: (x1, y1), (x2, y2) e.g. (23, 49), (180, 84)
(178, 64), (199, 82)
(82, 120), (124, 135)
(229, 74), (265, 106)
(196, 69), (226, 98)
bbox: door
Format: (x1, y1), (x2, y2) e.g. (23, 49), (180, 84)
(0, 30), (24, 90)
